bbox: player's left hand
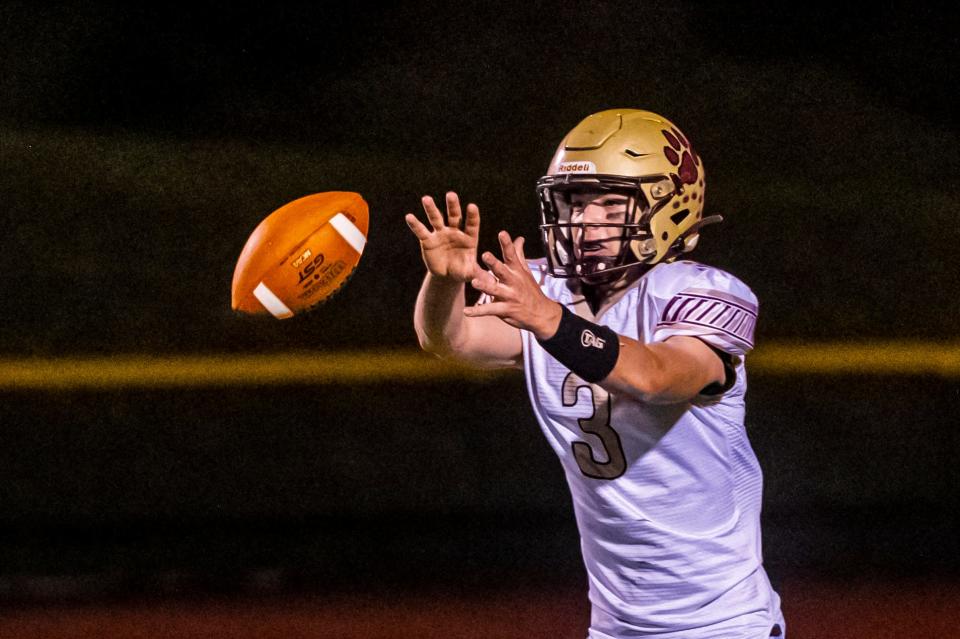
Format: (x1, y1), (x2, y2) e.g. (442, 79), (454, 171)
(463, 231), (562, 340)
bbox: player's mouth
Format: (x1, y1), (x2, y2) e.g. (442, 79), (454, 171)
(580, 240), (610, 255)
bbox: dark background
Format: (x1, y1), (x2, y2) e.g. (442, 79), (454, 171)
(1, 1), (958, 604)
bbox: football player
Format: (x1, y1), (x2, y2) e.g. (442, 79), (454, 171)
(406, 109), (784, 638)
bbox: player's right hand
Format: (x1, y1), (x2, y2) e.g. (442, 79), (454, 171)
(405, 192), (482, 283)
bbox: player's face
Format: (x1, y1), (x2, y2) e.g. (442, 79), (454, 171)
(568, 190), (630, 260)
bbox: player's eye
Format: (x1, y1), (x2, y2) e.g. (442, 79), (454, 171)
(602, 198), (627, 208)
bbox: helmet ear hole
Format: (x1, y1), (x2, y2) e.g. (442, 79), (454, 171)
(670, 209), (690, 226)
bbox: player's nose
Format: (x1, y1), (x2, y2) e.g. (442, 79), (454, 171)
(582, 226), (602, 242)
(582, 220), (608, 241)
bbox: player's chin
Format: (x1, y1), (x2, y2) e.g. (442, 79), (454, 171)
(580, 272), (619, 287)
(576, 265), (617, 286)
(575, 252), (642, 287)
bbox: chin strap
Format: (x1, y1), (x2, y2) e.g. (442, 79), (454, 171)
(574, 255), (619, 277)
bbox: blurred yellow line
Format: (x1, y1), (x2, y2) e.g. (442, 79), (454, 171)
(749, 341), (960, 377)
(0, 351), (506, 390)
(0, 342), (957, 390)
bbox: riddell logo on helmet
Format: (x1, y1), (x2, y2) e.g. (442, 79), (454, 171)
(557, 161), (597, 174)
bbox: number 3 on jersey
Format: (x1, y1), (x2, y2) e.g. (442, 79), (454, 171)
(562, 372), (627, 480)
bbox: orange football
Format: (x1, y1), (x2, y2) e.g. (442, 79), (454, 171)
(231, 191), (369, 318)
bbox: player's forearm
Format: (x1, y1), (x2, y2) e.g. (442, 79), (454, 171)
(601, 337), (723, 404)
(413, 272), (470, 356)
(537, 307), (718, 403)
(601, 339), (689, 403)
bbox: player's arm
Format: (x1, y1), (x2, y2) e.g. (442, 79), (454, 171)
(413, 272), (522, 368)
(597, 335), (726, 404)
(464, 230), (726, 401)
(407, 193), (522, 369)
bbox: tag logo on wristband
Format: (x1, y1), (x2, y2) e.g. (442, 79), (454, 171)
(581, 330), (606, 349)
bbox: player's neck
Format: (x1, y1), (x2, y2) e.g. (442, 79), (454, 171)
(575, 269), (644, 318)
(581, 285), (606, 316)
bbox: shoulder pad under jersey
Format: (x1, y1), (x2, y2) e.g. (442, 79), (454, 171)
(647, 261), (759, 356)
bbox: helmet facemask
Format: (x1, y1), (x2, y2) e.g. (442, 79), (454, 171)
(537, 173), (661, 283)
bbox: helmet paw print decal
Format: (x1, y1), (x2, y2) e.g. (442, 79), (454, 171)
(662, 128), (702, 201)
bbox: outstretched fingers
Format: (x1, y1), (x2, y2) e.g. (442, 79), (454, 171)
(497, 231), (521, 266)
(469, 269), (499, 297)
(421, 195), (446, 232)
(445, 192), (462, 229)
(464, 203), (480, 239)
(463, 301), (510, 318)
(404, 213), (433, 241)
(515, 236), (526, 261)
(515, 236), (532, 273)
(480, 250), (512, 282)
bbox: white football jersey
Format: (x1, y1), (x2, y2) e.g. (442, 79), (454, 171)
(519, 259), (782, 638)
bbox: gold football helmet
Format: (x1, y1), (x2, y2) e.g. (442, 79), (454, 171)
(536, 108), (721, 279)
